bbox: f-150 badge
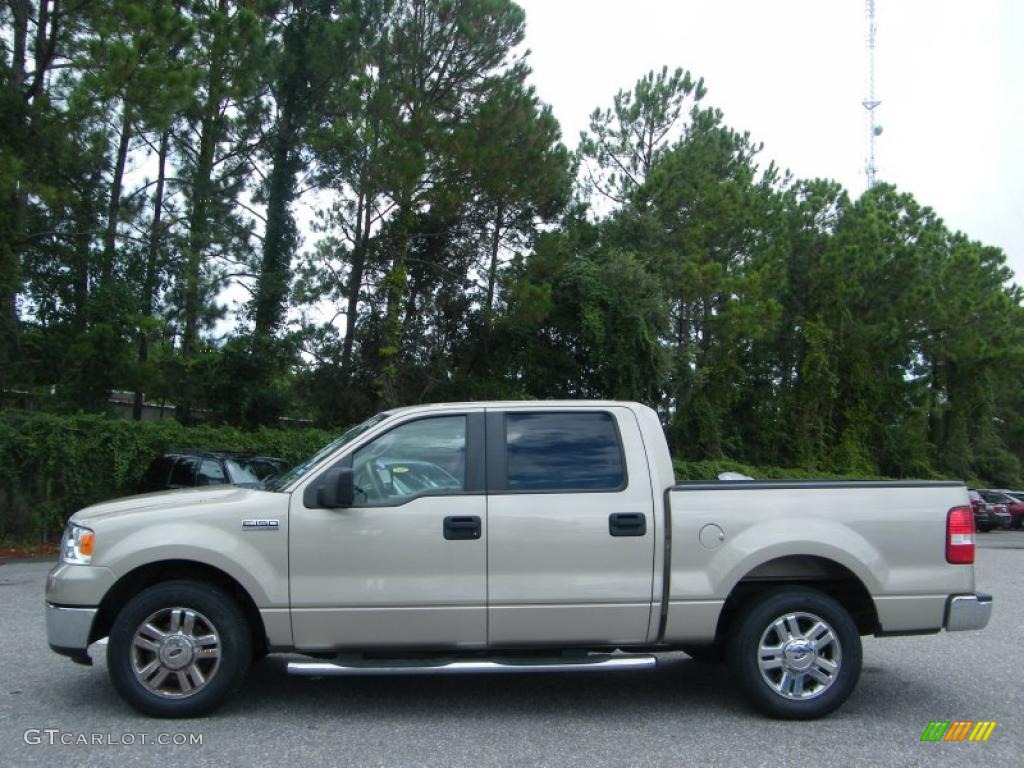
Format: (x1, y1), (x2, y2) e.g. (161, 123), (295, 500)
(242, 519), (280, 531)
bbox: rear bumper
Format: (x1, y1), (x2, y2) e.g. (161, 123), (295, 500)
(944, 593), (993, 632)
(46, 603), (97, 664)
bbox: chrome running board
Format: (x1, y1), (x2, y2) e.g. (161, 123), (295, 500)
(287, 653), (657, 677)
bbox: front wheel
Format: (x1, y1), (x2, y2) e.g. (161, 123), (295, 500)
(727, 587), (862, 719)
(107, 580), (252, 717)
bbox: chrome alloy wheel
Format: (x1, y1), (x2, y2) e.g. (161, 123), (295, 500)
(757, 611), (842, 700)
(130, 607), (221, 698)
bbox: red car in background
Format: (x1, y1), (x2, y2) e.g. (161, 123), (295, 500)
(968, 489), (1012, 532)
(988, 490), (1024, 529)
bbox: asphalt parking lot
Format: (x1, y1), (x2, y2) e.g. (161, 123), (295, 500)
(2, 531), (1022, 768)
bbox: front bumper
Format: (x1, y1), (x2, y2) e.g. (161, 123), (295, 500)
(46, 603), (97, 665)
(944, 593), (993, 631)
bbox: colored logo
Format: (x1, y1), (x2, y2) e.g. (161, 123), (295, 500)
(920, 721), (996, 742)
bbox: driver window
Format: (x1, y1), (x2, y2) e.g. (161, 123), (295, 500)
(351, 415), (466, 506)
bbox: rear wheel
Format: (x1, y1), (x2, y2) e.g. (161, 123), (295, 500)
(107, 580), (251, 717)
(727, 587), (861, 719)
(977, 523), (992, 533)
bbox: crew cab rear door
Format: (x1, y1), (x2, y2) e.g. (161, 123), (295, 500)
(485, 406), (656, 645)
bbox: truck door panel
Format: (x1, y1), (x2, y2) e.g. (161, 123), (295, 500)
(486, 408), (656, 645)
(289, 412), (487, 650)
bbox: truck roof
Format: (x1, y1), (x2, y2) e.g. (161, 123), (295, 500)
(383, 400), (645, 416)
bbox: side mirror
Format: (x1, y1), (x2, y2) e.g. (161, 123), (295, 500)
(316, 466), (355, 508)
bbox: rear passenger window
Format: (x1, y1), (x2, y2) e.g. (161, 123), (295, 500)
(140, 457), (174, 491)
(505, 412), (625, 491)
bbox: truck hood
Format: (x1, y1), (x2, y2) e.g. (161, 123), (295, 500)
(72, 485), (272, 525)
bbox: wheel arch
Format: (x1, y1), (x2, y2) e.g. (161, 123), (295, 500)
(90, 559), (267, 656)
(714, 555), (879, 643)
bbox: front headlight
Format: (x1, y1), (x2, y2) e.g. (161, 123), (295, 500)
(60, 523), (95, 565)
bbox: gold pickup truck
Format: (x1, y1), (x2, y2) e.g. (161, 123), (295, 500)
(45, 400), (991, 719)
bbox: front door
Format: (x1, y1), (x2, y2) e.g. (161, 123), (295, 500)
(289, 411), (487, 650)
(486, 407), (656, 646)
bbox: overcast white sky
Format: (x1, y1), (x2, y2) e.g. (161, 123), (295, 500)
(515, 0), (1023, 281)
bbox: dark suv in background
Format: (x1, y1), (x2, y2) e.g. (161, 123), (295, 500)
(137, 451), (289, 494)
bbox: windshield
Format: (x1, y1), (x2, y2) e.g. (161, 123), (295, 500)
(245, 458), (288, 479)
(225, 459), (262, 487)
(263, 413), (390, 491)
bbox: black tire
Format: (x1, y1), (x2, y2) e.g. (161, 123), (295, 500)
(681, 644), (725, 663)
(107, 580), (252, 717)
(977, 524), (992, 533)
(1014, 517), (1023, 531)
(726, 586), (862, 720)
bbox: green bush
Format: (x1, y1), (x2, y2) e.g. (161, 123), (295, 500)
(0, 411), (335, 542)
(673, 458), (892, 482)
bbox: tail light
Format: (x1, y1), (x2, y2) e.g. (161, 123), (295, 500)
(947, 506), (975, 564)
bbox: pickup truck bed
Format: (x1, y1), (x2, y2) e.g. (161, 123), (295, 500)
(661, 481), (975, 644)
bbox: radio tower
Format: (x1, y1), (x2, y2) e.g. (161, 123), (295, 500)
(863, 0), (882, 187)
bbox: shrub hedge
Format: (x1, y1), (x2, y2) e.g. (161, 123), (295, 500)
(672, 458), (893, 482)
